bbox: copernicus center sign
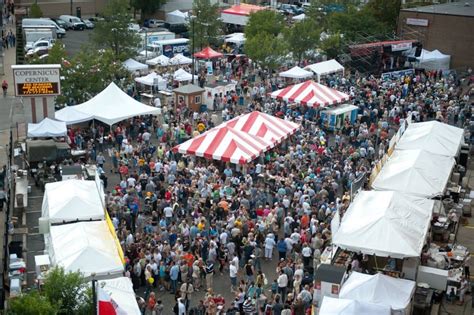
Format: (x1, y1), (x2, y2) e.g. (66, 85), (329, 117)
(12, 64), (61, 97)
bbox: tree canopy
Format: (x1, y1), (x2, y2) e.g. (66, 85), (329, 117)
(188, 0), (223, 50)
(245, 10), (285, 39)
(284, 19), (320, 62)
(91, 0), (140, 60)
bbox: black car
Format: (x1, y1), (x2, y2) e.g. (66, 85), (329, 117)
(52, 18), (70, 30)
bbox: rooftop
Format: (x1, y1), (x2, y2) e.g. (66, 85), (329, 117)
(401, 0), (474, 17)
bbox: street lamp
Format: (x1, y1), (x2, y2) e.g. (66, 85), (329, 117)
(91, 272), (97, 314)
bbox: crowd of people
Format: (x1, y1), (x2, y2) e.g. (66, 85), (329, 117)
(63, 57), (472, 315)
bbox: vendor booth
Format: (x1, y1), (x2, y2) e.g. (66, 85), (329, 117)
(166, 10), (188, 25)
(320, 104), (359, 131)
(416, 49), (451, 71)
(225, 33), (245, 45)
(173, 84), (205, 112)
(194, 47), (223, 59)
(27, 118), (67, 138)
(41, 179), (104, 225)
(46, 221), (124, 279)
(54, 82), (160, 125)
(221, 4), (266, 26)
(371, 149), (455, 198)
(122, 58), (148, 73)
(100, 277), (141, 315)
(279, 66), (313, 79)
(320, 297), (391, 315)
(203, 81), (236, 110)
(395, 121), (463, 157)
(146, 55), (170, 67)
(305, 59), (345, 83)
(134, 72), (167, 91)
(169, 53), (193, 65)
(339, 272), (416, 315)
(173, 68), (196, 82)
(313, 264), (346, 307)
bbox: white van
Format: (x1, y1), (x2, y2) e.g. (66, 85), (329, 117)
(22, 18), (66, 38)
(59, 15), (86, 30)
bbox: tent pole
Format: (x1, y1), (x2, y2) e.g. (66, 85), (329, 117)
(374, 254), (378, 270)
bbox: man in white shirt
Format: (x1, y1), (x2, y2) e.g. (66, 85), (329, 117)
(277, 271), (288, 302)
(302, 243), (312, 267)
(126, 176), (136, 188)
(264, 233), (276, 260)
(142, 130), (151, 144)
(229, 262), (238, 290)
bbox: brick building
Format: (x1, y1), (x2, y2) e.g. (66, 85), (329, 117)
(398, 0), (474, 70)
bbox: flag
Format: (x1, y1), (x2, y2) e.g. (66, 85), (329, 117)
(97, 286), (126, 315)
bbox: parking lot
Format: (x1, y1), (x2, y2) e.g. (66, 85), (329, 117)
(60, 28), (93, 56)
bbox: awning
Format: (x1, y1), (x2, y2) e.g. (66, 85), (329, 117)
(279, 66), (313, 79)
(305, 59), (344, 82)
(27, 118), (67, 137)
(173, 68), (195, 81)
(270, 80), (349, 107)
(169, 53), (192, 65)
(224, 111), (300, 144)
(55, 106), (92, 125)
(194, 47), (223, 59)
(122, 58), (148, 72)
(134, 72), (166, 88)
(146, 55), (170, 66)
(172, 125), (273, 164)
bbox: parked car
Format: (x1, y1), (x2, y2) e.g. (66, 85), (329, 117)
(25, 46), (50, 58)
(143, 19), (165, 28)
(51, 18), (70, 30)
(26, 38), (56, 52)
(59, 15), (86, 30)
(128, 23), (141, 32)
(81, 18), (95, 29)
(278, 4), (304, 15)
(88, 16), (105, 23)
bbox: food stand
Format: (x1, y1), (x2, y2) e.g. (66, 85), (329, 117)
(320, 104), (359, 131)
(173, 84), (205, 112)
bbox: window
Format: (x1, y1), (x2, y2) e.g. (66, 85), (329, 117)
(195, 95), (201, 104)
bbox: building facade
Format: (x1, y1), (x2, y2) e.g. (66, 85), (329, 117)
(398, 1), (474, 70)
(15, 0), (108, 18)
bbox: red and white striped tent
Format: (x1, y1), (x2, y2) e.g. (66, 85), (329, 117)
(270, 80), (349, 107)
(173, 125), (273, 164)
(224, 111), (300, 144)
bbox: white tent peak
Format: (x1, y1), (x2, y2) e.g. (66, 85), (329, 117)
(123, 58), (148, 72)
(279, 66), (313, 79)
(305, 59), (344, 82)
(27, 117), (67, 138)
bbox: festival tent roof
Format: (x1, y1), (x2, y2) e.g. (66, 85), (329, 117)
(279, 66), (313, 79)
(221, 4), (266, 25)
(270, 80), (350, 107)
(292, 13), (306, 21)
(169, 53), (193, 65)
(396, 120), (463, 157)
(173, 68), (195, 81)
(225, 33), (245, 45)
(172, 125), (273, 164)
(55, 82), (160, 125)
(224, 111), (300, 144)
(146, 54), (170, 66)
(122, 58), (148, 72)
(100, 277), (141, 315)
(371, 149), (455, 198)
(194, 47), (223, 59)
(305, 59), (344, 82)
(417, 49), (451, 71)
(332, 190), (433, 258)
(48, 221), (123, 278)
(134, 72), (166, 86)
(320, 297), (391, 315)
(27, 118), (67, 138)
(54, 106), (92, 125)
(42, 179), (105, 224)
(339, 272), (416, 311)
(166, 10), (189, 25)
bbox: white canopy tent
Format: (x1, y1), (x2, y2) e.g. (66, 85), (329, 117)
(305, 59), (344, 83)
(122, 58), (149, 72)
(320, 297), (391, 315)
(279, 66), (313, 79)
(100, 277), (141, 315)
(134, 72), (167, 90)
(173, 68), (195, 82)
(146, 54), (170, 66)
(42, 180), (104, 224)
(166, 10), (189, 24)
(169, 53), (192, 65)
(417, 49), (451, 71)
(371, 149), (455, 198)
(55, 82), (160, 125)
(47, 221), (123, 278)
(54, 106), (92, 125)
(225, 33), (245, 45)
(27, 118), (67, 138)
(340, 272), (416, 312)
(292, 13), (306, 21)
(332, 190), (433, 258)
(396, 120), (463, 157)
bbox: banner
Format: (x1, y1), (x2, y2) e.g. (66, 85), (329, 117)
(381, 68), (415, 81)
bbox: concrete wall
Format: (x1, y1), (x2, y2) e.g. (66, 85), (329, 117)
(398, 11), (474, 69)
(16, 0), (108, 18)
(22, 96), (55, 123)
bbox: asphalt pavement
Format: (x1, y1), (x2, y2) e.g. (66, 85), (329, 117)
(60, 28), (93, 56)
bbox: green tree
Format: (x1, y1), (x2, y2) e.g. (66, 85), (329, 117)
(188, 0), (223, 50)
(42, 267), (92, 315)
(132, 0), (167, 19)
(91, 0), (140, 60)
(47, 41), (68, 64)
(320, 33), (343, 59)
(29, 3), (43, 18)
(245, 32), (287, 70)
(245, 10), (285, 39)
(284, 19), (320, 61)
(366, 0), (401, 30)
(8, 291), (58, 315)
